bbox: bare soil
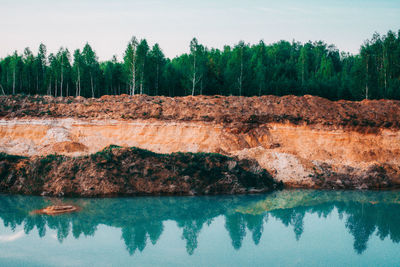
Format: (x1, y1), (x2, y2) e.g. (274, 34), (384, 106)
(1, 94), (399, 133)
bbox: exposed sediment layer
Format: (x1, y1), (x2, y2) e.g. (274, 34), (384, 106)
(1, 94), (400, 190)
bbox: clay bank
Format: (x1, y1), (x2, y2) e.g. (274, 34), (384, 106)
(0, 94), (400, 195)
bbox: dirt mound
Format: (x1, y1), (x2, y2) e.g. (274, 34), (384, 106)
(1, 94), (400, 132)
(47, 141), (88, 154)
(0, 146), (281, 197)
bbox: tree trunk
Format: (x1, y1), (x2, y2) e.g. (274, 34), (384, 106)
(36, 72), (39, 94)
(77, 66), (81, 96)
(192, 53), (196, 96)
(131, 52), (136, 96)
(47, 77), (52, 95)
(365, 55), (369, 100)
(60, 56), (63, 97)
(90, 72), (94, 98)
(0, 83), (5, 95)
(239, 47), (243, 96)
(383, 47), (388, 98)
(140, 60), (145, 95)
(156, 63), (159, 95)
(12, 67), (16, 95)
(301, 57), (305, 86)
(28, 74), (30, 94)
(140, 72), (144, 95)
(54, 78), (57, 97)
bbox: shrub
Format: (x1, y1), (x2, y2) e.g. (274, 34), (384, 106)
(0, 152), (27, 162)
(40, 154), (64, 165)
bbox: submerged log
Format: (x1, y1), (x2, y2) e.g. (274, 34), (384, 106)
(33, 205), (79, 215)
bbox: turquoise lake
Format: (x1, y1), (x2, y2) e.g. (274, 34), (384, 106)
(0, 190), (399, 266)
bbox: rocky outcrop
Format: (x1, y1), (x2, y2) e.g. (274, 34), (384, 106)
(1, 94), (400, 190)
(0, 146), (281, 197)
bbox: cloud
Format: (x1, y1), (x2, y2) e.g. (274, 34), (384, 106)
(0, 231), (25, 242)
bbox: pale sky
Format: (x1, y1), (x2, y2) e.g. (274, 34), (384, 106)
(0, 0), (399, 61)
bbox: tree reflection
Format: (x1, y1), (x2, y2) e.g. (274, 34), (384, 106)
(0, 190), (399, 255)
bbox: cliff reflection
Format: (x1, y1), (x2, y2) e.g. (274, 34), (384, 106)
(0, 190), (399, 255)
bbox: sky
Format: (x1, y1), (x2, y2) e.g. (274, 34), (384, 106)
(0, 0), (399, 61)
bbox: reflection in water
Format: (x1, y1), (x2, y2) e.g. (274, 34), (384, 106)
(0, 190), (399, 256)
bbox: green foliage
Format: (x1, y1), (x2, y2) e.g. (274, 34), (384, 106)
(0, 152), (27, 162)
(0, 30), (399, 100)
(90, 145), (122, 161)
(129, 146), (162, 158)
(39, 154), (64, 165)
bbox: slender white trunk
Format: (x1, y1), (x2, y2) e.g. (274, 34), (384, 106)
(191, 53), (196, 96)
(0, 84), (5, 95)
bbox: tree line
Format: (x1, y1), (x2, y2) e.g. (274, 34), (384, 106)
(1, 30), (399, 100)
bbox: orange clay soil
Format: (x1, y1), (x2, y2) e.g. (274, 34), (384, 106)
(1, 94), (399, 132)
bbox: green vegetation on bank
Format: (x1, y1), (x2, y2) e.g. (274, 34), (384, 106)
(0, 152), (27, 162)
(0, 30), (399, 100)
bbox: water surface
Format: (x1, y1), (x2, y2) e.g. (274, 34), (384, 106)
(0, 190), (399, 266)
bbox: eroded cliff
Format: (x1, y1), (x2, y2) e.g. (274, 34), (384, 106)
(1, 94), (400, 190)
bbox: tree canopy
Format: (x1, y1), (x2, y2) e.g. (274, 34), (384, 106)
(1, 30), (399, 100)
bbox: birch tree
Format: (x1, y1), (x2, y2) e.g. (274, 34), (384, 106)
(190, 38), (204, 96)
(73, 49), (82, 96)
(124, 36), (138, 96)
(10, 51), (20, 95)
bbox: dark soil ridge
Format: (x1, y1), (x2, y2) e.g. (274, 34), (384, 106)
(1, 94), (399, 133)
(0, 145), (282, 197)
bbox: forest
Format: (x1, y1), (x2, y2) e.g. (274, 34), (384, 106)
(0, 29), (399, 100)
